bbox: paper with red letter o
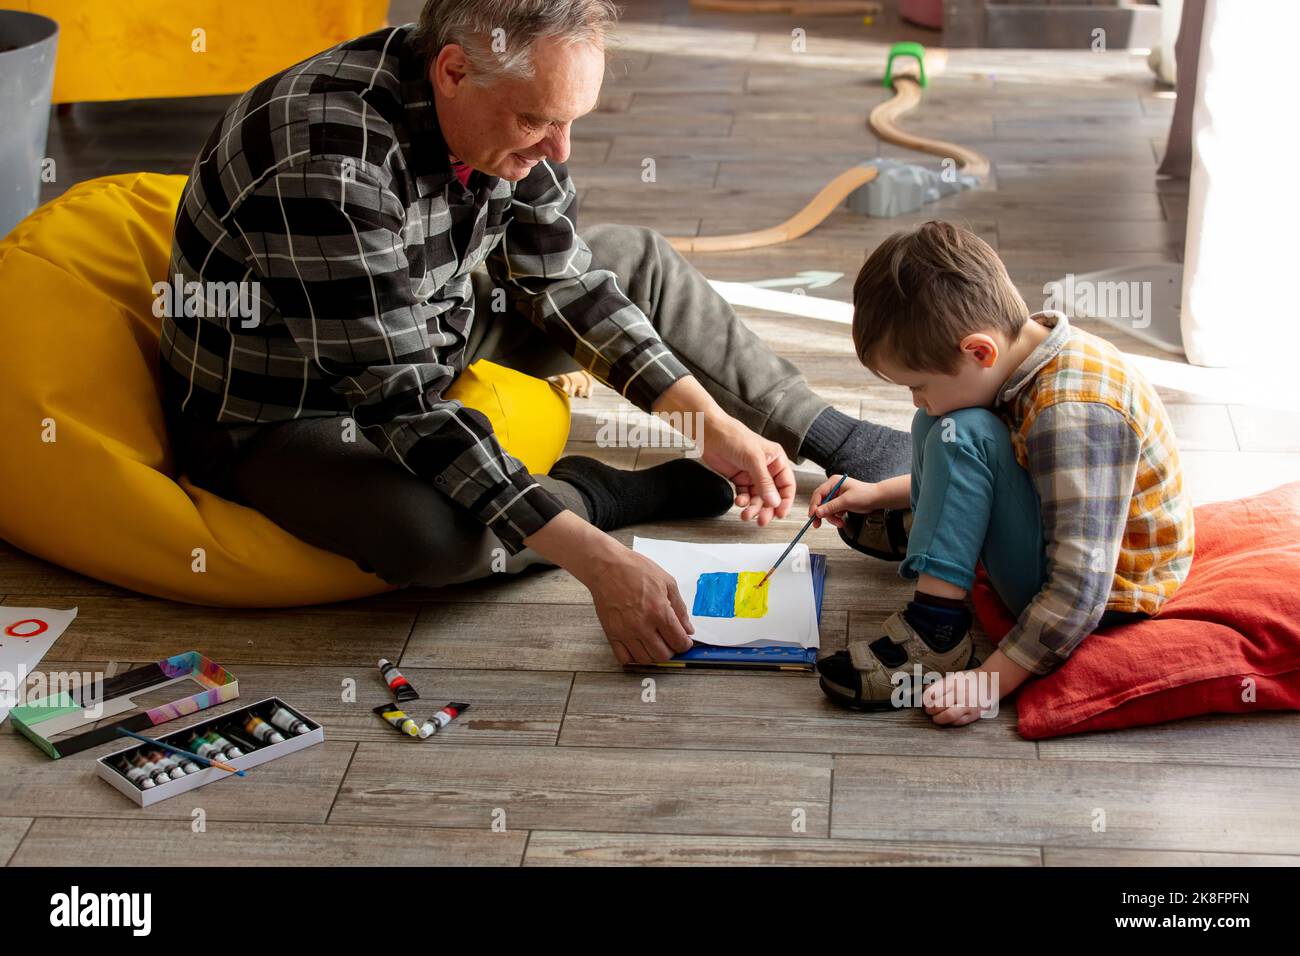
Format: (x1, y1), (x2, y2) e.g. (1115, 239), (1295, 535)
(0, 607), (78, 724)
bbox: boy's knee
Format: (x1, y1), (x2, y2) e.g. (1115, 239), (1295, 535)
(916, 408), (1016, 472)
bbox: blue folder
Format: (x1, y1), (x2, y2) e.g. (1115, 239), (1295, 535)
(631, 553), (826, 672)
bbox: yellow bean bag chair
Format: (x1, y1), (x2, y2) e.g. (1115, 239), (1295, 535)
(0, 173), (572, 607)
(13, 0), (389, 104)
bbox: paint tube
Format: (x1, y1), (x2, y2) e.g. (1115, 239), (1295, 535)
(374, 702), (421, 737)
(417, 702), (471, 739)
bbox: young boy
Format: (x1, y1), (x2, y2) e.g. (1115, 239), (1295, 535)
(812, 221), (1194, 725)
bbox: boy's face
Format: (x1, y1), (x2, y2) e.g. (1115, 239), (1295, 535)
(872, 332), (1007, 417)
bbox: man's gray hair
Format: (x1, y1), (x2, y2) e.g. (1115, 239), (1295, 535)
(411, 0), (619, 84)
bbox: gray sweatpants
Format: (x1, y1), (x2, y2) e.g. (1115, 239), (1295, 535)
(175, 224), (830, 588)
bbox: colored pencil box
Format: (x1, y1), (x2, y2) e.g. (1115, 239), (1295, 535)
(10, 650), (238, 758)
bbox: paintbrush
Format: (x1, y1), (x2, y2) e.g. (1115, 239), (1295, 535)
(756, 473), (849, 588)
(116, 727), (247, 777)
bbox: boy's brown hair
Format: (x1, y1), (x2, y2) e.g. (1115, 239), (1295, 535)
(851, 221), (1029, 377)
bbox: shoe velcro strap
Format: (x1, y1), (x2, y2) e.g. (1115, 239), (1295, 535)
(848, 640), (889, 674)
(882, 611), (917, 646)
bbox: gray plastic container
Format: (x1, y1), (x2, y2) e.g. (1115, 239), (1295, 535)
(846, 159), (978, 219)
(0, 10), (58, 240)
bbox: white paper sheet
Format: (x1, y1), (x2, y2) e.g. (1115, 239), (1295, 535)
(0, 606), (78, 725)
(633, 538), (818, 649)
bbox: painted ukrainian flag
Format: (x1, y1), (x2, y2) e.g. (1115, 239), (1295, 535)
(692, 571), (770, 619)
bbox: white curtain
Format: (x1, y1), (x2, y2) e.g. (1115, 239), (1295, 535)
(1181, 0), (1300, 367)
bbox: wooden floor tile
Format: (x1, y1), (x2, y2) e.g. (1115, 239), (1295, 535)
(831, 754), (1300, 852)
(525, 831), (1040, 866)
(11, 818), (525, 867)
(1038, 713), (1300, 770)
(212, 664), (573, 747)
(0, 734), (354, 825)
(1044, 847), (1300, 867)
(1, 594), (420, 668)
(0, 818), (32, 866)
(402, 602), (619, 672)
(331, 743), (831, 837)
(1227, 405), (1300, 453)
(560, 670), (1034, 758)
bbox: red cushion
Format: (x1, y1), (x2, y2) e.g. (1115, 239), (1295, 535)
(971, 482), (1300, 739)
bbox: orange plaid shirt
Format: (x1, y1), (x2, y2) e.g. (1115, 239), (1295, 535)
(994, 311), (1195, 673)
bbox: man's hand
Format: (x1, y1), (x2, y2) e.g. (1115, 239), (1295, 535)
(523, 511), (693, 664)
(587, 547), (695, 664)
(652, 376), (795, 527)
(699, 417), (795, 527)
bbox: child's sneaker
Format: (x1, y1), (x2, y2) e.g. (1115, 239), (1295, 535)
(838, 508), (912, 562)
(817, 603), (975, 710)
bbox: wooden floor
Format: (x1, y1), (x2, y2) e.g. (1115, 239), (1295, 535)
(5, 1), (1299, 866)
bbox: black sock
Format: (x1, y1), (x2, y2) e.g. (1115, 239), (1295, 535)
(902, 593), (972, 653)
(549, 456), (734, 532)
(800, 407), (911, 483)
(913, 590), (965, 610)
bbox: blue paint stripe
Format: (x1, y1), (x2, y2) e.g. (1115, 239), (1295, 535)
(692, 572), (738, 618)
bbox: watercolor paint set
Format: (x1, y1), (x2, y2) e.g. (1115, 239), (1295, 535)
(96, 697), (324, 807)
(10, 651), (239, 758)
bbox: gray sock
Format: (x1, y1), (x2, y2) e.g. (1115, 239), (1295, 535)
(800, 407), (911, 482)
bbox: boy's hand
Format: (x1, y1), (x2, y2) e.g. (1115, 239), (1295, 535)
(922, 672), (991, 726)
(922, 651), (1033, 726)
(809, 475), (882, 529)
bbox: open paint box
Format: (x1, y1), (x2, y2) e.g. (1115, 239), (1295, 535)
(96, 696), (324, 807)
(11, 650), (238, 758)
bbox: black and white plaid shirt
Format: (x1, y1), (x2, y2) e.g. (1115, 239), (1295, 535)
(161, 24), (689, 552)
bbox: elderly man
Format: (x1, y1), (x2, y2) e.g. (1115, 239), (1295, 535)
(160, 0), (908, 664)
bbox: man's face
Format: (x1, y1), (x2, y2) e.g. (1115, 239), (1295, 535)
(431, 36), (604, 181)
